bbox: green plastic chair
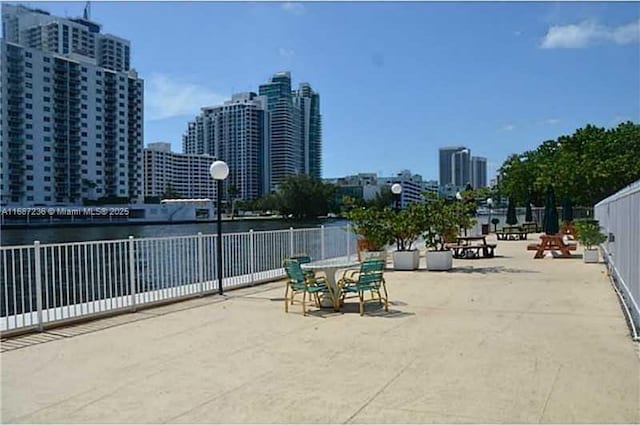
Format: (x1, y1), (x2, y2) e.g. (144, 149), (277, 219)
(339, 259), (388, 316)
(283, 258), (330, 316)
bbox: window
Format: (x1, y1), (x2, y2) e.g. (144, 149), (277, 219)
(25, 72), (32, 78)
(26, 103), (32, 109)
(43, 96), (50, 102)
(44, 57), (50, 63)
(25, 51), (32, 58)
(44, 176), (51, 182)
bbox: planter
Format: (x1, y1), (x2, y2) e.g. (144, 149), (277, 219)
(583, 248), (599, 263)
(392, 250), (420, 271)
(426, 250), (453, 271)
(361, 249), (388, 266)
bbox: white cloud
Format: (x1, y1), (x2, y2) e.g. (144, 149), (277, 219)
(281, 2), (304, 15)
(544, 118), (560, 125)
(499, 124), (516, 132)
(514, 30), (523, 37)
(278, 47), (295, 58)
(145, 74), (227, 121)
(541, 19), (640, 49)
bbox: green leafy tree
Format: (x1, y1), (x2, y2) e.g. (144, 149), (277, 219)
(389, 202), (429, 251)
(275, 175), (337, 219)
(498, 122), (640, 207)
(345, 206), (394, 250)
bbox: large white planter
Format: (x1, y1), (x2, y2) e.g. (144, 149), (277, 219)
(583, 248), (599, 263)
(392, 250), (420, 270)
(426, 250), (453, 271)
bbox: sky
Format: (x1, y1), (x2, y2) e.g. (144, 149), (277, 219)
(21, 1), (640, 181)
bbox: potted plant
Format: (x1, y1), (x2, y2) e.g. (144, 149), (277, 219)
(574, 219), (607, 263)
(423, 196), (477, 271)
(423, 197), (457, 271)
(345, 206), (393, 261)
(389, 202), (428, 270)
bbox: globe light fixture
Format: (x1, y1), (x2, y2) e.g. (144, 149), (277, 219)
(210, 160), (229, 295)
(455, 191), (463, 201)
(391, 183), (402, 211)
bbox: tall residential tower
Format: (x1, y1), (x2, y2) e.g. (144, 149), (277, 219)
(183, 92), (270, 201)
(1, 4), (143, 206)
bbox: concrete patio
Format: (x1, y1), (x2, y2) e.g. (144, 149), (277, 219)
(2, 234), (639, 423)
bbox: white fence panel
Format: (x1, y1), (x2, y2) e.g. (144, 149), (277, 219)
(595, 180), (640, 335)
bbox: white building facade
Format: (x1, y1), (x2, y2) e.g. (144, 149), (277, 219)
(143, 142), (216, 200)
(183, 93), (270, 201)
(1, 4), (143, 206)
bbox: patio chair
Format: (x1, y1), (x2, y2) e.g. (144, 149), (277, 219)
(282, 258), (330, 316)
(339, 259), (388, 316)
(290, 254), (315, 278)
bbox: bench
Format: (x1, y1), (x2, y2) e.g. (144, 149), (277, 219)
(528, 243), (576, 251)
(449, 243), (497, 259)
(496, 231), (527, 241)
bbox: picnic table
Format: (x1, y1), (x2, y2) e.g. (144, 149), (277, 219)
(521, 222), (539, 233)
(448, 235), (497, 259)
(496, 225), (528, 241)
(527, 234), (577, 259)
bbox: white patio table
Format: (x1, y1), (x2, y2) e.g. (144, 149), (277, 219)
(301, 256), (360, 309)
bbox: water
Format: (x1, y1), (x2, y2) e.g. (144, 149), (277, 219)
(1, 218), (348, 246)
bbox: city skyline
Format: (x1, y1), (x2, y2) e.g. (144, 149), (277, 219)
(4, 2), (640, 183)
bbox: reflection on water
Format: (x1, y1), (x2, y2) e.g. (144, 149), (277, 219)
(1, 218), (348, 246)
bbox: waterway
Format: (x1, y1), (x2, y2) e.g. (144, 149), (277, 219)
(1, 218), (348, 246)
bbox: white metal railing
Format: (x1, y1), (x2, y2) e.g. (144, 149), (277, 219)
(0, 224), (355, 333)
(595, 180), (640, 338)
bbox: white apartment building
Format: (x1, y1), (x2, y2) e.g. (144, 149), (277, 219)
(183, 92), (270, 201)
(144, 142), (216, 200)
(1, 4), (143, 206)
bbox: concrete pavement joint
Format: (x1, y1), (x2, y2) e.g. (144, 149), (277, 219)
(160, 369), (276, 424)
(343, 356), (417, 424)
(537, 364), (563, 424)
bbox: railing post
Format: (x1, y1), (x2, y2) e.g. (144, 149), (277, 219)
(289, 227), (294, 256)
(197, 232), (204, 295)
(34, 241), (44, 331)
(321, 225), (326, 260)
(249, 229), (255, 285)
(349, 223), (353, 257)
(128, 236), (136, 311)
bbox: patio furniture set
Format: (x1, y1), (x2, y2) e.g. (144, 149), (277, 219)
(283, 256), (388, 316)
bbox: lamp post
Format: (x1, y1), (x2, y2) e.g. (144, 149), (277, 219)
(210, 160), (229, 295)
(391, 183), (402, 212)
(486, 197), (493, 235)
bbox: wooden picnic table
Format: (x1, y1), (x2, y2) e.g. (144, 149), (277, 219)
(527, 234), (577, 259)
(496, 225), (527, 240)
(449, 236), (497, 259)
(521, 222), (539, 233)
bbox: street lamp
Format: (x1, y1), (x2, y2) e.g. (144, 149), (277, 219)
(210, 160), (229, 295)
(391, 183), (402, 211)
(486, 197), (493, 234)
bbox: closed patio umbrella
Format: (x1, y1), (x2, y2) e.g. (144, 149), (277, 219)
(543, 185), (559, 235)
(525, 199), (533, 223)
(506, 198), (518, 225)
(561, 195), (573, 223)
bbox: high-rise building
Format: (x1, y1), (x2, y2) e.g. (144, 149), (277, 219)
(452, 148), (471, 187)
(439, 146), (473, 188)
(258, 71), (301, 190)
(438, 146), (466, 187)
(1, 4), (143, 206)
(143, 142), (216, 200)
(293, 82), (322, 179)
(258, 72), (323, 190)
(471, 156), (487, 188)
(183, 92), (270, 201)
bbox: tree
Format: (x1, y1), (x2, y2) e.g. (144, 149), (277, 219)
(506, 198), (518, 225)
(273, 175), (337, 219)
(498, 122), (640, 207)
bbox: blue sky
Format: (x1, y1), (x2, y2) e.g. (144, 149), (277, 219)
(25, 1), (640, 181)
